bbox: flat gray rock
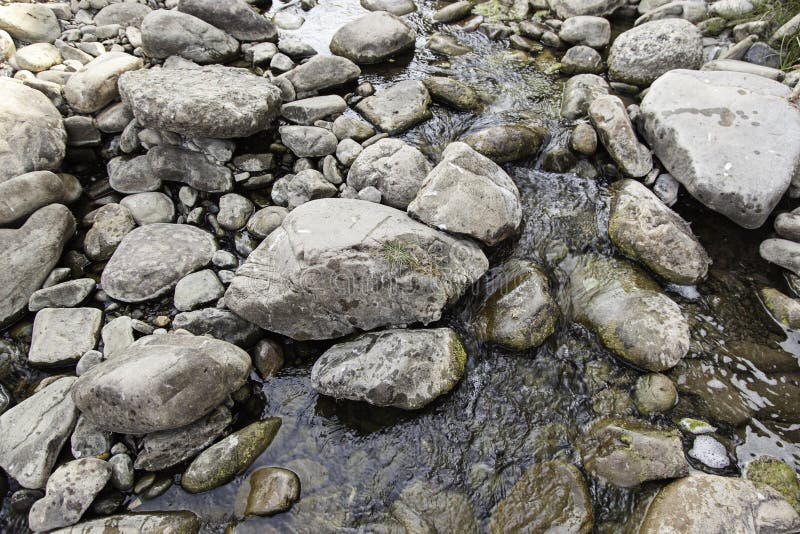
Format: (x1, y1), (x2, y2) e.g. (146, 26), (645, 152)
(608, 18), (702, 86)
(94, 3), (152, 27)
(29, 307), (103, 366)
(361, 0), (417, 15)
(225, 198), (488, 340)
(65, 52), (143, 114)
(48, 512), (201, 534)
(119, 66), (282, 138)
(100, 223), (217, 303)
(347, 138), (431, 209)
(172, 308), (263, 347)
(0, 204), (75, 326)
(279, 54), (360, 95)
(135, 405), (232, 471)
(311, 328), (466, 410)
(141, 9), (239, 64)
(588, 95), (652, 177)
(549, 0), (627, 17)
(0, 78), (67, 182)
(407, 142), (522, 245)
(148, 145), (233, 193)
(355, 80), (431, 135)
(609, 179), (710, 284)
(330, 11), (416, 64)
(29, 278), (96, 312)
(641, 69), (800, 228)
(178, 0), (276, 41)
(0, 377), (78, 489)
(108, 155), (161, 194)
(72, 332), (251, 434)
(281, 95), (347, 125)
(28, 458), (112, 532)
(278, 126), (338, 158)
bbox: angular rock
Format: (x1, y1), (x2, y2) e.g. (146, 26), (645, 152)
(408, 142), (522, 245)
(182, 418), (281, 493)
(608, 179), (709, 284)
(101, 224), (217, 303)
(346, 138), (430, 209)
(84, 203), (136, 261)
(172, 308), (263, 348)
(281, 95), (347, 125)
(608, 19), (702, 86)
(70, 415), (112, 459)
(65, 52), (143, 114)
(311, 328), (466, 410)
(355, 80), (431, 135)
(578, 417), (688, 487)
(279, 54), (360, 94)
(640, 69), (800, 228)
(589, 95), (652, 177)
(462, 123), (546, 163)
(119, 66), (282, 138)
(330, 12), (416, 64)
(0, 3), (60, 43)
(567, 254), (689, 371)
(225, 198), (488, 340)
(29, 279), (95, 312)
(0, 171), (75, 226)
(135, 405), (232, 471)
(140, 9), (239, 64)
(489, 461), (593, 534)
(475, 260), (557, 350)
(178, 0), (276, 42)
(0, 78), (67, 182)
(28, 458), (111, 532)
(0, 377), (78, 489)
(29, 308), (103, 366)
(637, 474), (800, 533)
(148, 145), (233, 193)
(48, 512), (201, 534)
(0, 205), (75, 326)
(72, 333), (251, 434)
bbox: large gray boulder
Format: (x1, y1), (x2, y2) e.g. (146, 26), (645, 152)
(346, 138), (431, 209)
(641, 69), (800, 228)
(28, 458), (112, 532)
(637, 474), (800, 533)
(0, 377), (78, 489)
(549, 0), (626, 18)
(608, 19), (702, 86)
(72, 333), (251, 434)
(100, 223), (217, 303)
(225, 198), (488, 340)
(279, 54), (360, 95)
(407, 142), (522, 246)
(119, 66), (282, 138)
(310, 328), (466, 410)
(330, 11), (416, 64)
(0, 204), (75, 326)
(178, 0), (276, 42)
(65, 52), (143, 114)
(355, 80), (431, 135)
(609, 179), (710, 284)
(0, 3), (60, 43)
(140, 9), (239, 64)
(567, 254), (689, 371)
(0, 171), (78, 226)
(0, 78), (67, 182)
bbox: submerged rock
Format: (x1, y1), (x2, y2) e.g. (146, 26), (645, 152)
(72, 333), (251, 434)
(407, 142), (522, 245)
(330, 12), (416, 64)
(0, 204), (75, 326)
(119, 66), (282, 138)
(423, 76), (481, 111)
(355, 80), (431, 135)
(745, 456), (800, 515)
(101, 223), (217, 303)
(567, 254), (689, 371)
(346, 138), (431, 209)
(489, 461), (593, 533)
(225, 198), (487, 340)
(760, 288), (800, 329)
(578, 418), (688, 488)
(462, 123), (545, 163)
(311, 328), (466, 410)
(640, 69), (800, 229)
(244, 467), (301, 516)
(636, 474), (800, 533)
(475, 260), (557, 350)
(387, 480), (480, 533)
(608, 179), (710, 284)
(0, 78), (67, 182)
(182, 418), (281, 493)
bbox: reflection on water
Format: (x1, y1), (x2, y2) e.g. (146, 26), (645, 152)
(2, 0), (799, 532)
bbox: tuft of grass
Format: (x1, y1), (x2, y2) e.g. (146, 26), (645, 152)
(381, 241), (440, 275)
(742, 0), (800, 70)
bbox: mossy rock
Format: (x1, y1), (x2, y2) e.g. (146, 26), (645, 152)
(745, 456), (800, 514)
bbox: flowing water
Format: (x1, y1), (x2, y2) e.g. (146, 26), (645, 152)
(2, 0), (800, 532)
